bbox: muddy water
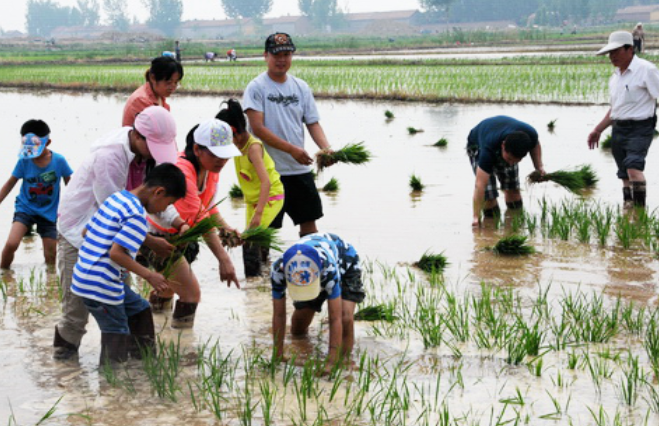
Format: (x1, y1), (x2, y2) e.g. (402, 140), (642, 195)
(1, 90), (658, 425)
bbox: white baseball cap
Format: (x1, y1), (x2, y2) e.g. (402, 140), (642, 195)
(597, 31), (633, 56)
(284, 244), (321, 302)
(193, 119), (241, 159)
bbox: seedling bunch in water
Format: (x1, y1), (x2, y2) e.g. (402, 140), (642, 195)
(228, 184), (243, 199)
(316, 142), (371, 171)
(384, 110), (395, 119)
(240, 226), (284, 252)
(434, 137), (448, 147)
(601, 134), (613, 149)
(409, 174), (424, 191)
(415, 251), (449, 273)
(528, 165), (598, 194)
(321, 177), (339, 192)
(407, 126), (424, 135)
(490, 234), (536, 255)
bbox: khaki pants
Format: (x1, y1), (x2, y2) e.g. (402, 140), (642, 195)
(56, 236), (88, 346)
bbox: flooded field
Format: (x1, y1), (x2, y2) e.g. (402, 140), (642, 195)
(1, 90), (659, 425)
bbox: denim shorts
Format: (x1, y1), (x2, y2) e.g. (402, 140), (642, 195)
(611, 118), (655, 179)
(468, 149), (519, 201)
(271, 172), (323, 228)
(82, 283), (150, 334)
(13, 212), (58, 239)
(293, 265), (365, 312)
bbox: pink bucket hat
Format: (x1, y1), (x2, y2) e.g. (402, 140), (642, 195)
(134, 106), (178, 164)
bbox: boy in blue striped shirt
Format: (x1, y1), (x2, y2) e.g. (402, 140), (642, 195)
(71, 163), (186, 365)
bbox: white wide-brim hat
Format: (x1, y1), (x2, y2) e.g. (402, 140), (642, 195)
(597, 31), (633, 56)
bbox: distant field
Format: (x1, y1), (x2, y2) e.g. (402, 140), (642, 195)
(0, 58), (620, 104)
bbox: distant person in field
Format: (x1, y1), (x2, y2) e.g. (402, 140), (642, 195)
(270, 232), (364, 375)
(587, 31), (659, 208)
(0, 119), (73, 269)
(175, 40), (182, 62)
(633, 23), (645, 53)
(204, 52), (216, 62)
(467, 116), (545, 227)
(227, 48), (237, 61)
(243, 33), (334, 238)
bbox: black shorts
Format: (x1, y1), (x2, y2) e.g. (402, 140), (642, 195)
(270, 172), (323, 228)
(611, 117), (655, 179)
(13, 212), (58, 239)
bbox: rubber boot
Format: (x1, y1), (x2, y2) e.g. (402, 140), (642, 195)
(100, 333), (129, 366)
(127, 307), (156, 359)
(149, 290), (173, 314)
(242, 243), (262, 278)
(171, 301), (198, 329)
(53, 326), (79, 360)
(632, 181), (647, 208)
(483, 205), (501, 218)
(623, 186), (633, 209)
(506, 200), (523, 210)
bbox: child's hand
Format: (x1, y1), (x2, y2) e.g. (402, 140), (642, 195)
(146, 271), (169, 293)
(178, 224), (190, 235)
(248, 215), (262, 230)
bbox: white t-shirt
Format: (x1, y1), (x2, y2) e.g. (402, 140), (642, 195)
(610, 55), (659, 120)
(243, 72), (320, 176)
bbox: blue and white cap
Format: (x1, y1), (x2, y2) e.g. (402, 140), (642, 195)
(193, 119), (241, 159)
(19, 133), (48, 159)
(283, 244), (321, 301)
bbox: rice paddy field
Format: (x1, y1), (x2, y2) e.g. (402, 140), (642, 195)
(2, 63), (659, 426)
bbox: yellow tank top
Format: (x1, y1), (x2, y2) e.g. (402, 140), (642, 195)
(234, 135), (284, 204)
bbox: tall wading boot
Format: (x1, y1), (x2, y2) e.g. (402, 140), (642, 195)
(171, 301), (198, 329)
(632, 181), (647, 208)
(149, 290), (173, 314)
(53, 326), (79, 360)
(100, 333), (129, 366)
(623, 186), (633, 209)
(127, 307), (156, 359)
(242, 243), (262, 278)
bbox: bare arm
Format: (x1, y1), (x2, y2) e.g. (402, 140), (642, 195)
(0, 176), (19, 205)
(204, 215), (240, 288)
(272, 297), (287, 361)
(529, 142), (545, 174)
(472, 167), (491, 227)
(247, 143), (272, 229)
(245, 109), (312, 165)
(588, 109), (612, 149)
(109, 243), (169, 292)
(325, 297), (344, 373)
(143, 234), (175, 258)
(306, 122), (331, 151)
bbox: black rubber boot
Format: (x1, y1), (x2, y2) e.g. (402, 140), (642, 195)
(149, 290), (173, 314)
(53, 326), (79, 360)
(100, 333), (129, 365)
(632, 181), (647, 207)
(171, 301), (198, 329)
(127, 307), (156, 359)
(623, 186), (632, 203)
(483, 205), (501, 218)
(242, 243), (262, 278)
(506, 200), (523, 210)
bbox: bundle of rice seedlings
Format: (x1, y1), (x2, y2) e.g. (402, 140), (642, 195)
(407, 127), (424, 135)
(218, 228), (241, 248)
(322, 177), (339, 192)
(229, 184), (243, 199)
(410, 174), (424, 191)
(240, 226), (283, 252)
(354, 304), (397, 322)
(601, 134), (612, 149)
(547, 119), (557, 131)
(490, 235), (535, 255)
(415, 251), (449, 273)
(527, 165), (598, 194)
(316, 142), (371, 171)
(384, 110), (395, 119)
(434, 138), (448, 147)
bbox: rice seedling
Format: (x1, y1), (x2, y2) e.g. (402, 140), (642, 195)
(141, 334), (183, 402)
(321, 177), (339, 192)
(229, 184), (243, 199)
(409, 174), (424, 191)
(527, 165), (598, 194)
(644, 315), (659, 377)
(316, 142), (371, 171)
(407, 127), (424, 135)
(489, 234), (535, 255)
(601, 134), (613, 149)
(354, 304), (397, 322)
(434, 137), (448, 147)
(240, 226), (283, 252)
(415, 251), (449, 273)
(384, 110), (395, 119)
(617, 353), (643, 406)
(547, 118), (557, 131)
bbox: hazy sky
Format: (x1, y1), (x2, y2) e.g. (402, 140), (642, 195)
(2, 0), (422, 32)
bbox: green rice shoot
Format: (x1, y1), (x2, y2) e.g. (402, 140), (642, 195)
(241, 226), (284, 252)
(410, 174), (424, 191)
(407, 127), (424, 135)
(490, 235), (536, 256)
(547, 118), (557, 131)
(601, 134), (612, 149)
(527, 165), (598, 194)
(354, 304), (397, 322)
(434, 138), (448, 147)
(229, 184), (243, 199)
(415, 251), (449, 273)
(384, 110), (395, 119)
(322, 177), (340, 192)
(316, 142), (372, 170)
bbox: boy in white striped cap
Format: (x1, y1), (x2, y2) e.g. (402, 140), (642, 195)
(71, 163), (186, 365)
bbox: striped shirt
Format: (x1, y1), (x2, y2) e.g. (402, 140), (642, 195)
(71, 190), (147, 305)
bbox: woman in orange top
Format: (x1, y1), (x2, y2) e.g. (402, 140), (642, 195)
(149, 119), (241, 328)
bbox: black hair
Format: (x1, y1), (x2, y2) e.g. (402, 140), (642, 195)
(20, 119), (50, 137)
(183, 124), (205, 174)
(215, 99), (247, 134)
(145, 56), (184, 82)
(503, 131), (534, 159)
(144, 163), (186, 199)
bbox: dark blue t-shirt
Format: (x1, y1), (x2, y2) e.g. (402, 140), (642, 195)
(467, 116), (538, 174)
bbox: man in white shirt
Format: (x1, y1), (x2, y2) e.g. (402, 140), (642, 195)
(588, 31), (659, 208)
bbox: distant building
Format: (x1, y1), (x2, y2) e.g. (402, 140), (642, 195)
(261, 15), (313, 35)
(51, 25), (114, 39)
(180, 18), (251, 39)
(615, 5), (659, 23)
(345, 10), (420, 33)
